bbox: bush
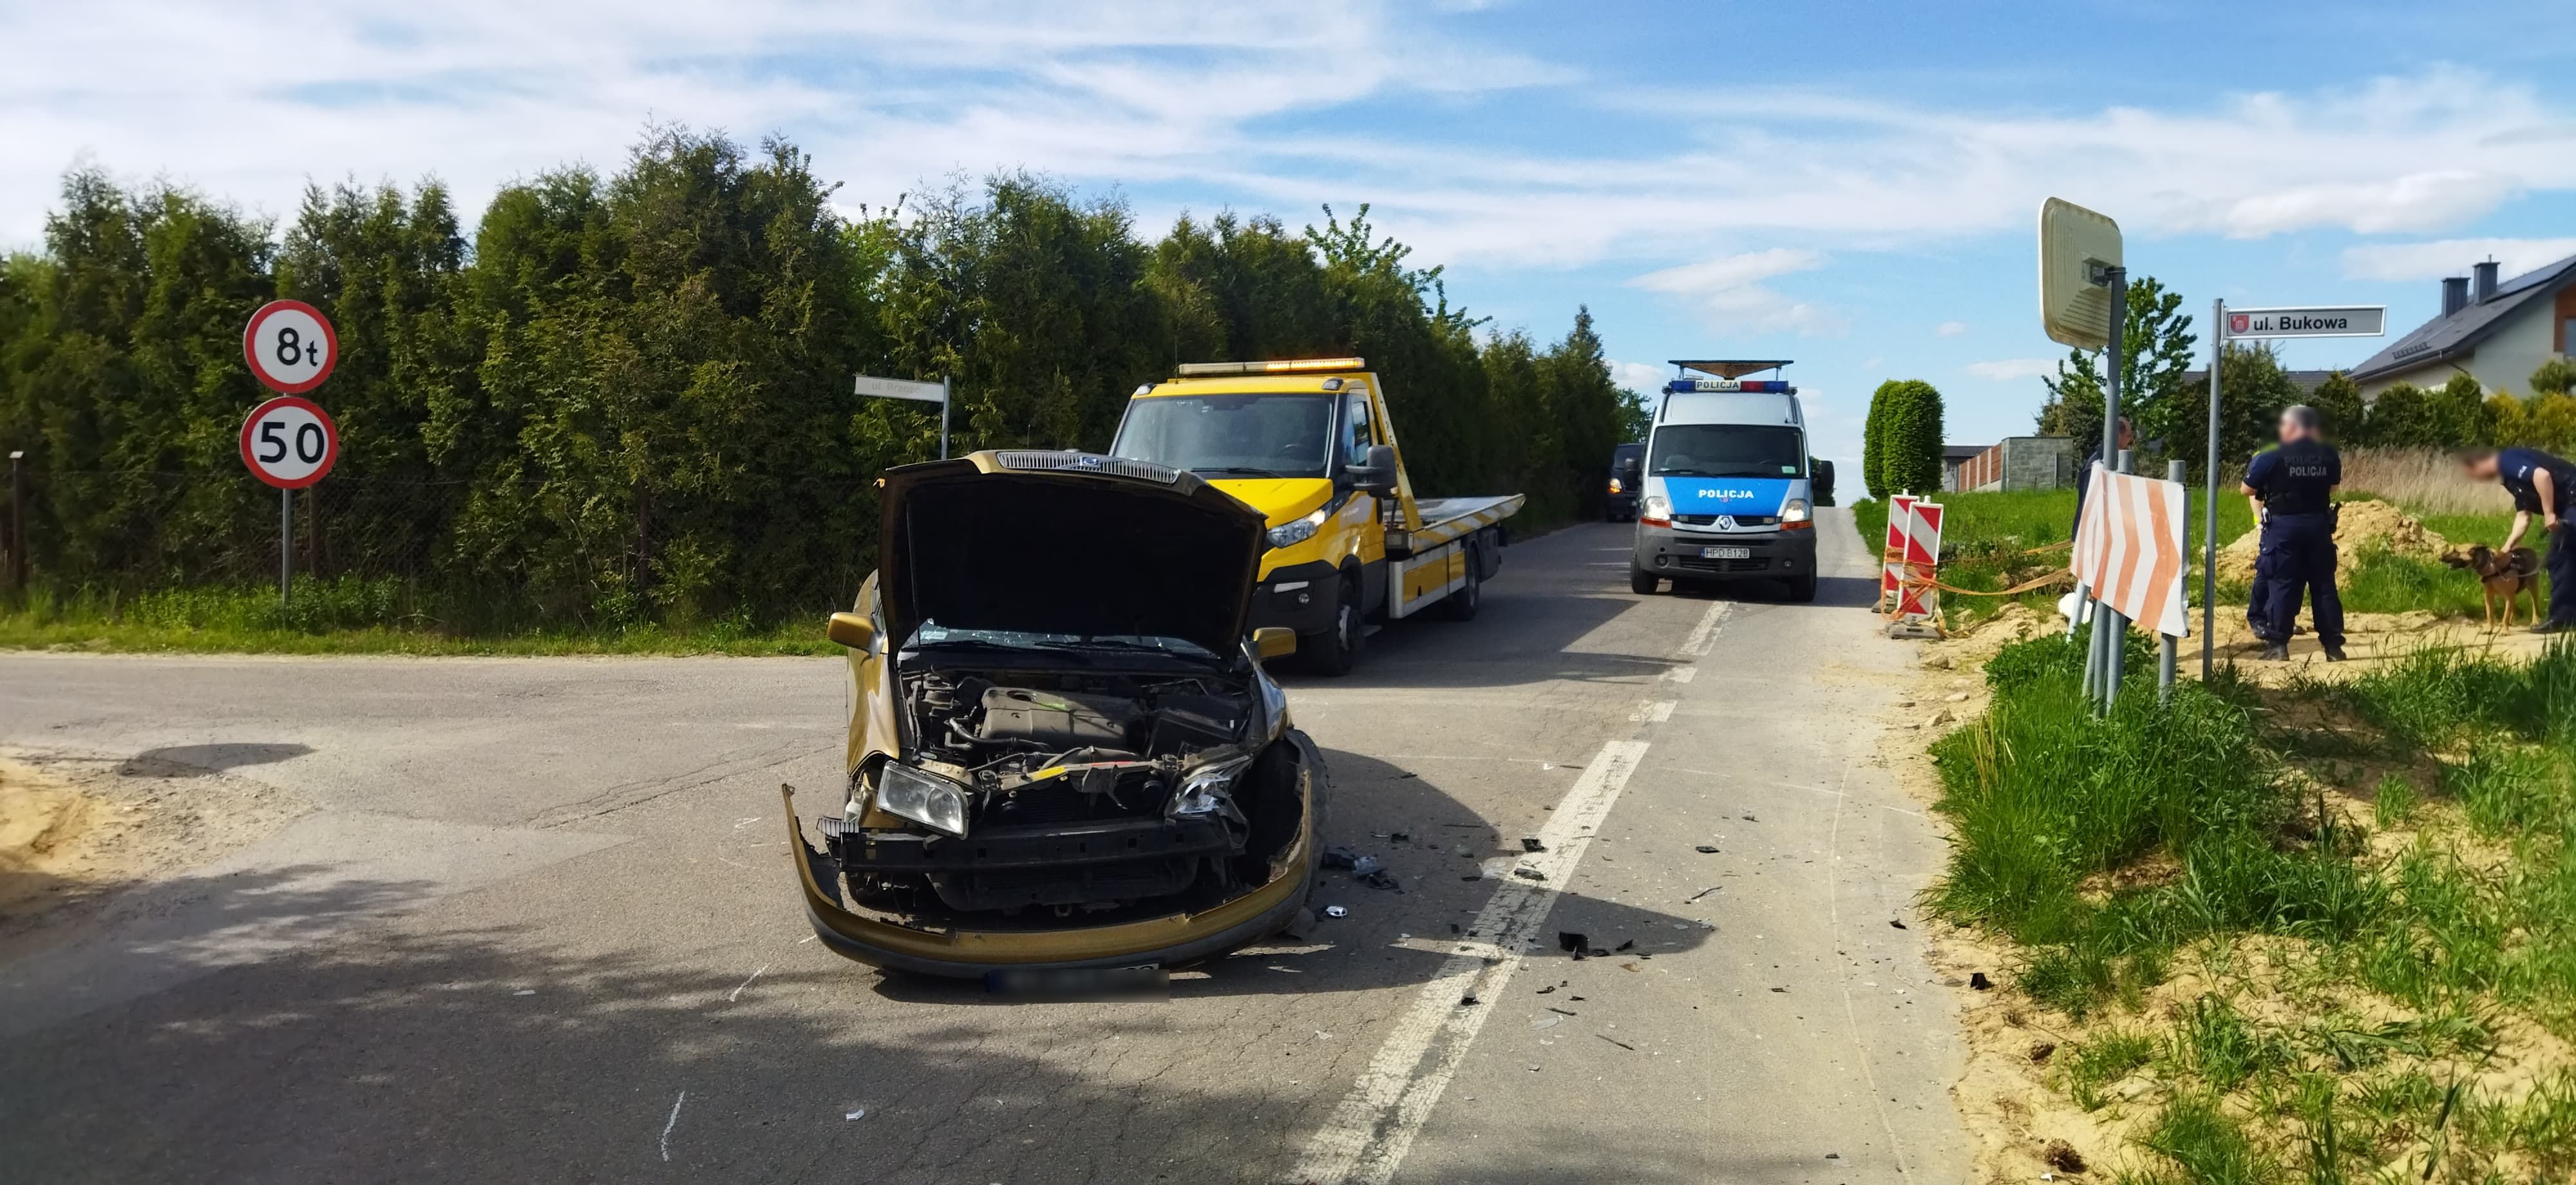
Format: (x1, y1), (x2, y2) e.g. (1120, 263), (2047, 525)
(1868, 379), (1944, 497)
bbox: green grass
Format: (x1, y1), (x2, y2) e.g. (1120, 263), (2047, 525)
(1854, 488), (2255, 623)
(0, 578), (837, 656)
(1936, 634), (2576, 1180)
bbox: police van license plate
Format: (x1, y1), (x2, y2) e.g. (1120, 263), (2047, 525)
(1701, 546), (1750, 560)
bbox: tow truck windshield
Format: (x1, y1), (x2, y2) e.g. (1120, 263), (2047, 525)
(1648, 424), (1805, 479)
(1112, 393), (1334, 479)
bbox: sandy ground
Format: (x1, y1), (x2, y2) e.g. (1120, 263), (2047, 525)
(0, 748), (309, 963)
(1880, 601), (2575, 1182)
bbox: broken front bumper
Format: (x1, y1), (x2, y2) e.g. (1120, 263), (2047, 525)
(782, 732), (1323, 978)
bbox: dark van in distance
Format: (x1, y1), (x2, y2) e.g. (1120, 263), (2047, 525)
(1604, 442), (1644, 521)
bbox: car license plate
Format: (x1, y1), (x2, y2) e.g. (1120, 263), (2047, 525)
(1702, 546), (1750, 560)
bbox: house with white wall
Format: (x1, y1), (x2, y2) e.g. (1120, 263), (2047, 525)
(2349, 254), (2576, 399)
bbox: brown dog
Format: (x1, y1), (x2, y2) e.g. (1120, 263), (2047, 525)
(2441, 544), (2542, 628)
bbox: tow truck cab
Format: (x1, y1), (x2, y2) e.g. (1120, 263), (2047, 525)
(1110, 358), (1522, 674)
(1629, 360), (1818, 602)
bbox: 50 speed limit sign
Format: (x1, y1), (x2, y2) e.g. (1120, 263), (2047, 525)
(242, 299), (338, 393)
(239, 396), (339, 488)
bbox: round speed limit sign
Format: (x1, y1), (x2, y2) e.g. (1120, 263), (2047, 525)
(242, 299), (338, 393)
(239, 396), (340, 489)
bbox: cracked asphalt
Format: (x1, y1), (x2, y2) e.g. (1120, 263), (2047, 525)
(0, 511), (1969, 1183)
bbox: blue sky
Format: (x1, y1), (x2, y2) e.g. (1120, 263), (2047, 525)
(9, 0), (2576, 473)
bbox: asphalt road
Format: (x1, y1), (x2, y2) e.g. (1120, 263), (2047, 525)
(0, 511), (1969, 1184)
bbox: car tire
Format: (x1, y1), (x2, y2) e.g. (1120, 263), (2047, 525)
(1440, 548), (1482, 620)
(1786, 571), (1817, 603)
(1630, 565), (1660, 595)
(1303, 574), (1363, 676)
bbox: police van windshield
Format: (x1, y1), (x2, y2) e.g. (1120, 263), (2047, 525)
(1112, 393), (1334, 479)
(1648, 424), (1805, 479)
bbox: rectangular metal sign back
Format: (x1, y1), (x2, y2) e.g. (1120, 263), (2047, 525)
(2221, 306), (2385, 339)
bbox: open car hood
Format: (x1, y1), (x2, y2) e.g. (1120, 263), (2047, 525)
(877, 451), (1267, 659)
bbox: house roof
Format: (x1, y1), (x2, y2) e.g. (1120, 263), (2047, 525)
(2349, 253), (2576, 382)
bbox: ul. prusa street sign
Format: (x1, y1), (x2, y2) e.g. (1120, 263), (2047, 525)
(2221, 305), (2386, 340)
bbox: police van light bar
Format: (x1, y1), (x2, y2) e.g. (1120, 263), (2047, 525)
(1175, 357), (1367, 377)
(1665, 379), (1796, 394)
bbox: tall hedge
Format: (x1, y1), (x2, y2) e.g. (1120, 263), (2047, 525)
(0, 134), (1631, 628)
(1868, 379), (1944, 497)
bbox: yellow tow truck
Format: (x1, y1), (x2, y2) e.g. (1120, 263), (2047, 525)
(1109, 357), (1524, 674)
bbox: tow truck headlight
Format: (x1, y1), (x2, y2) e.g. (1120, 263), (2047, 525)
(1781, 497), (1811, 523)
(1266, 507), (1329, 549)
(1170, 755), (1254, 819)
(875, 762), (971, 837)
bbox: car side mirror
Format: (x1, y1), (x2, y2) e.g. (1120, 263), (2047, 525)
(1253, 627), (1297, 661)
(1349, 444), (1399, 495)
(826, 612), (876, 651)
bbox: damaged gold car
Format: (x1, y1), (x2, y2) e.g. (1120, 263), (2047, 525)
(783, 450), (1325, 978)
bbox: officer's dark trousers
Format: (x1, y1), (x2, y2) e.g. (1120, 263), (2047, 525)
(2257, 512), (2343, 649)
(2548, 522), (2576, 625)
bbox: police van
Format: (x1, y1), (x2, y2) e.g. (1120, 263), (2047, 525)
(1629, 360), (1817, 602)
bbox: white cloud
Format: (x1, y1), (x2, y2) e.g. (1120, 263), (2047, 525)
(1627, 249), (1843, 336)
(1965, 358), (2061, 381)
(2340, 237), (2576, 281)
(1609, 361), (1666, 392)
(1936, 321), (1968, 337)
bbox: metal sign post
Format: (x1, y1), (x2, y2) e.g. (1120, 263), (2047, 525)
(2087, 268), (2129, 711)
(242, 301), (341, 607)
(855, 374), (951, 459)
(2204, 301), (2385, 676)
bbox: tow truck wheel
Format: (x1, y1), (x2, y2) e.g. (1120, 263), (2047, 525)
(1439, 549), (1482, 620)
(1303, 574), (1363, 676)
(1629, 565), (1660, 595)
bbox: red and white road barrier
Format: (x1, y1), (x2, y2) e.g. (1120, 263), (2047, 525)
(1880, 493), (1944, 625)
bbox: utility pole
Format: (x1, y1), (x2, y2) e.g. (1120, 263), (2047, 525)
(2203, 299), (2222, 679)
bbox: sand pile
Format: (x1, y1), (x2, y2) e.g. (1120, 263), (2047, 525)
(2216, 498), (2450, 583)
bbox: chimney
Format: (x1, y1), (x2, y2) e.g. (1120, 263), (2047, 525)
(2442, 276), (2468, 317)
(2473, 259), (2501, 304)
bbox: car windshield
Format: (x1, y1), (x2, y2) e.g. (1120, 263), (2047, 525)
(1647, 424), (1805, 479)
(907, 622), (1218, 661)
(1111, 393), (1334, 479)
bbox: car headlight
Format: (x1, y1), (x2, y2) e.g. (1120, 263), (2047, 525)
(875, 761), (971, 837)
(1640, 494), (1671, 523)
(1608, 478), (1624, 494)
(1170, 755), (1254, 818)
(1266, 507), (1328, 549)
(1780, 497), (1811, 523)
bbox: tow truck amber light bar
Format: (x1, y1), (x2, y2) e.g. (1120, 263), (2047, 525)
(1174, 357), (1366, 377)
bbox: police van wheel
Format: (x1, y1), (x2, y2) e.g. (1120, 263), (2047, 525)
(1629, 565), (1660, 595)
(1785, 571), (1817, 603)
(1303, 576), (1363, 676)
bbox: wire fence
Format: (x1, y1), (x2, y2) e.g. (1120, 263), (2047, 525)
(2, 468), (882, 632)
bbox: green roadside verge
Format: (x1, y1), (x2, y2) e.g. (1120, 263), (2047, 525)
(1930, 632), (2576, 1181)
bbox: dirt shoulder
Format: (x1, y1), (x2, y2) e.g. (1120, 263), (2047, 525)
(0, 748), (310, 963)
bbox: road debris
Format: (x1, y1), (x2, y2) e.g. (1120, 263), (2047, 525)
(513, 989), (536, 996)
(1359, 869), (1401, 891)
(659, 1090), (687, 1162)
(1770, 987), (1788, 993)
(1546, 1006), (1577, 1016)
(1558, 931), (1587, 952)
(1597, 1034), (1636, 1051)
(1531, 1014), (1561, 1030)
(1741, 813), (1758, 822)
(1323, 846), (1362, 869)
(1613, 939), (1634, 952)
(1349, 854), (1385, 876)
(1685, 886), (1719, 904)
(1459, 994), (1479, 1006)
(1693, 844), (1719, 853)
(1888, 918), (1908, 929)
(2042, 1139), (2087, 1173)
(1511, 867), (1546, 882)
(1520, 837), (1546, 852)
(726, 963), (770, 1003)
(2029, 1041), (2056, 1063)
(1389, 831), (1411, 842)
(845, 1109), (867, 1121)
(1969, 972), (1993, 991)
(1322, 905), (1349, 920)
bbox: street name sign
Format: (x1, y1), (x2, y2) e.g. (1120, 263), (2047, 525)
(2221, 306), (2386, 339)
(854, 375), (945, 402)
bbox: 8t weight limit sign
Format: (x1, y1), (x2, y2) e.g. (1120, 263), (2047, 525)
(242, 299), (339, 393)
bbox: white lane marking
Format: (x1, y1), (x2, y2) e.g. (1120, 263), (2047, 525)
(1629, 699), (1676, 723)
(1662, 665), (1697, 684)
(1676, 600), (1735, 658)
(1289, 739), (1651, 1185)
(659, 1090), (687, 1162)
(727, 963), (770, 1002)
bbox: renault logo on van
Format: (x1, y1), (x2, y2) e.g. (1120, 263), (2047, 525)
(1714, 515), (1736, 530)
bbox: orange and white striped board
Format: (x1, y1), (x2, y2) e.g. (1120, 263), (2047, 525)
(2072, 462), (2189, 638)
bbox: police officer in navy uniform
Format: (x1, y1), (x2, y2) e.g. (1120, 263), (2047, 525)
(2464, 444), (2576, 632)
(2239, 405), (2345, 661)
